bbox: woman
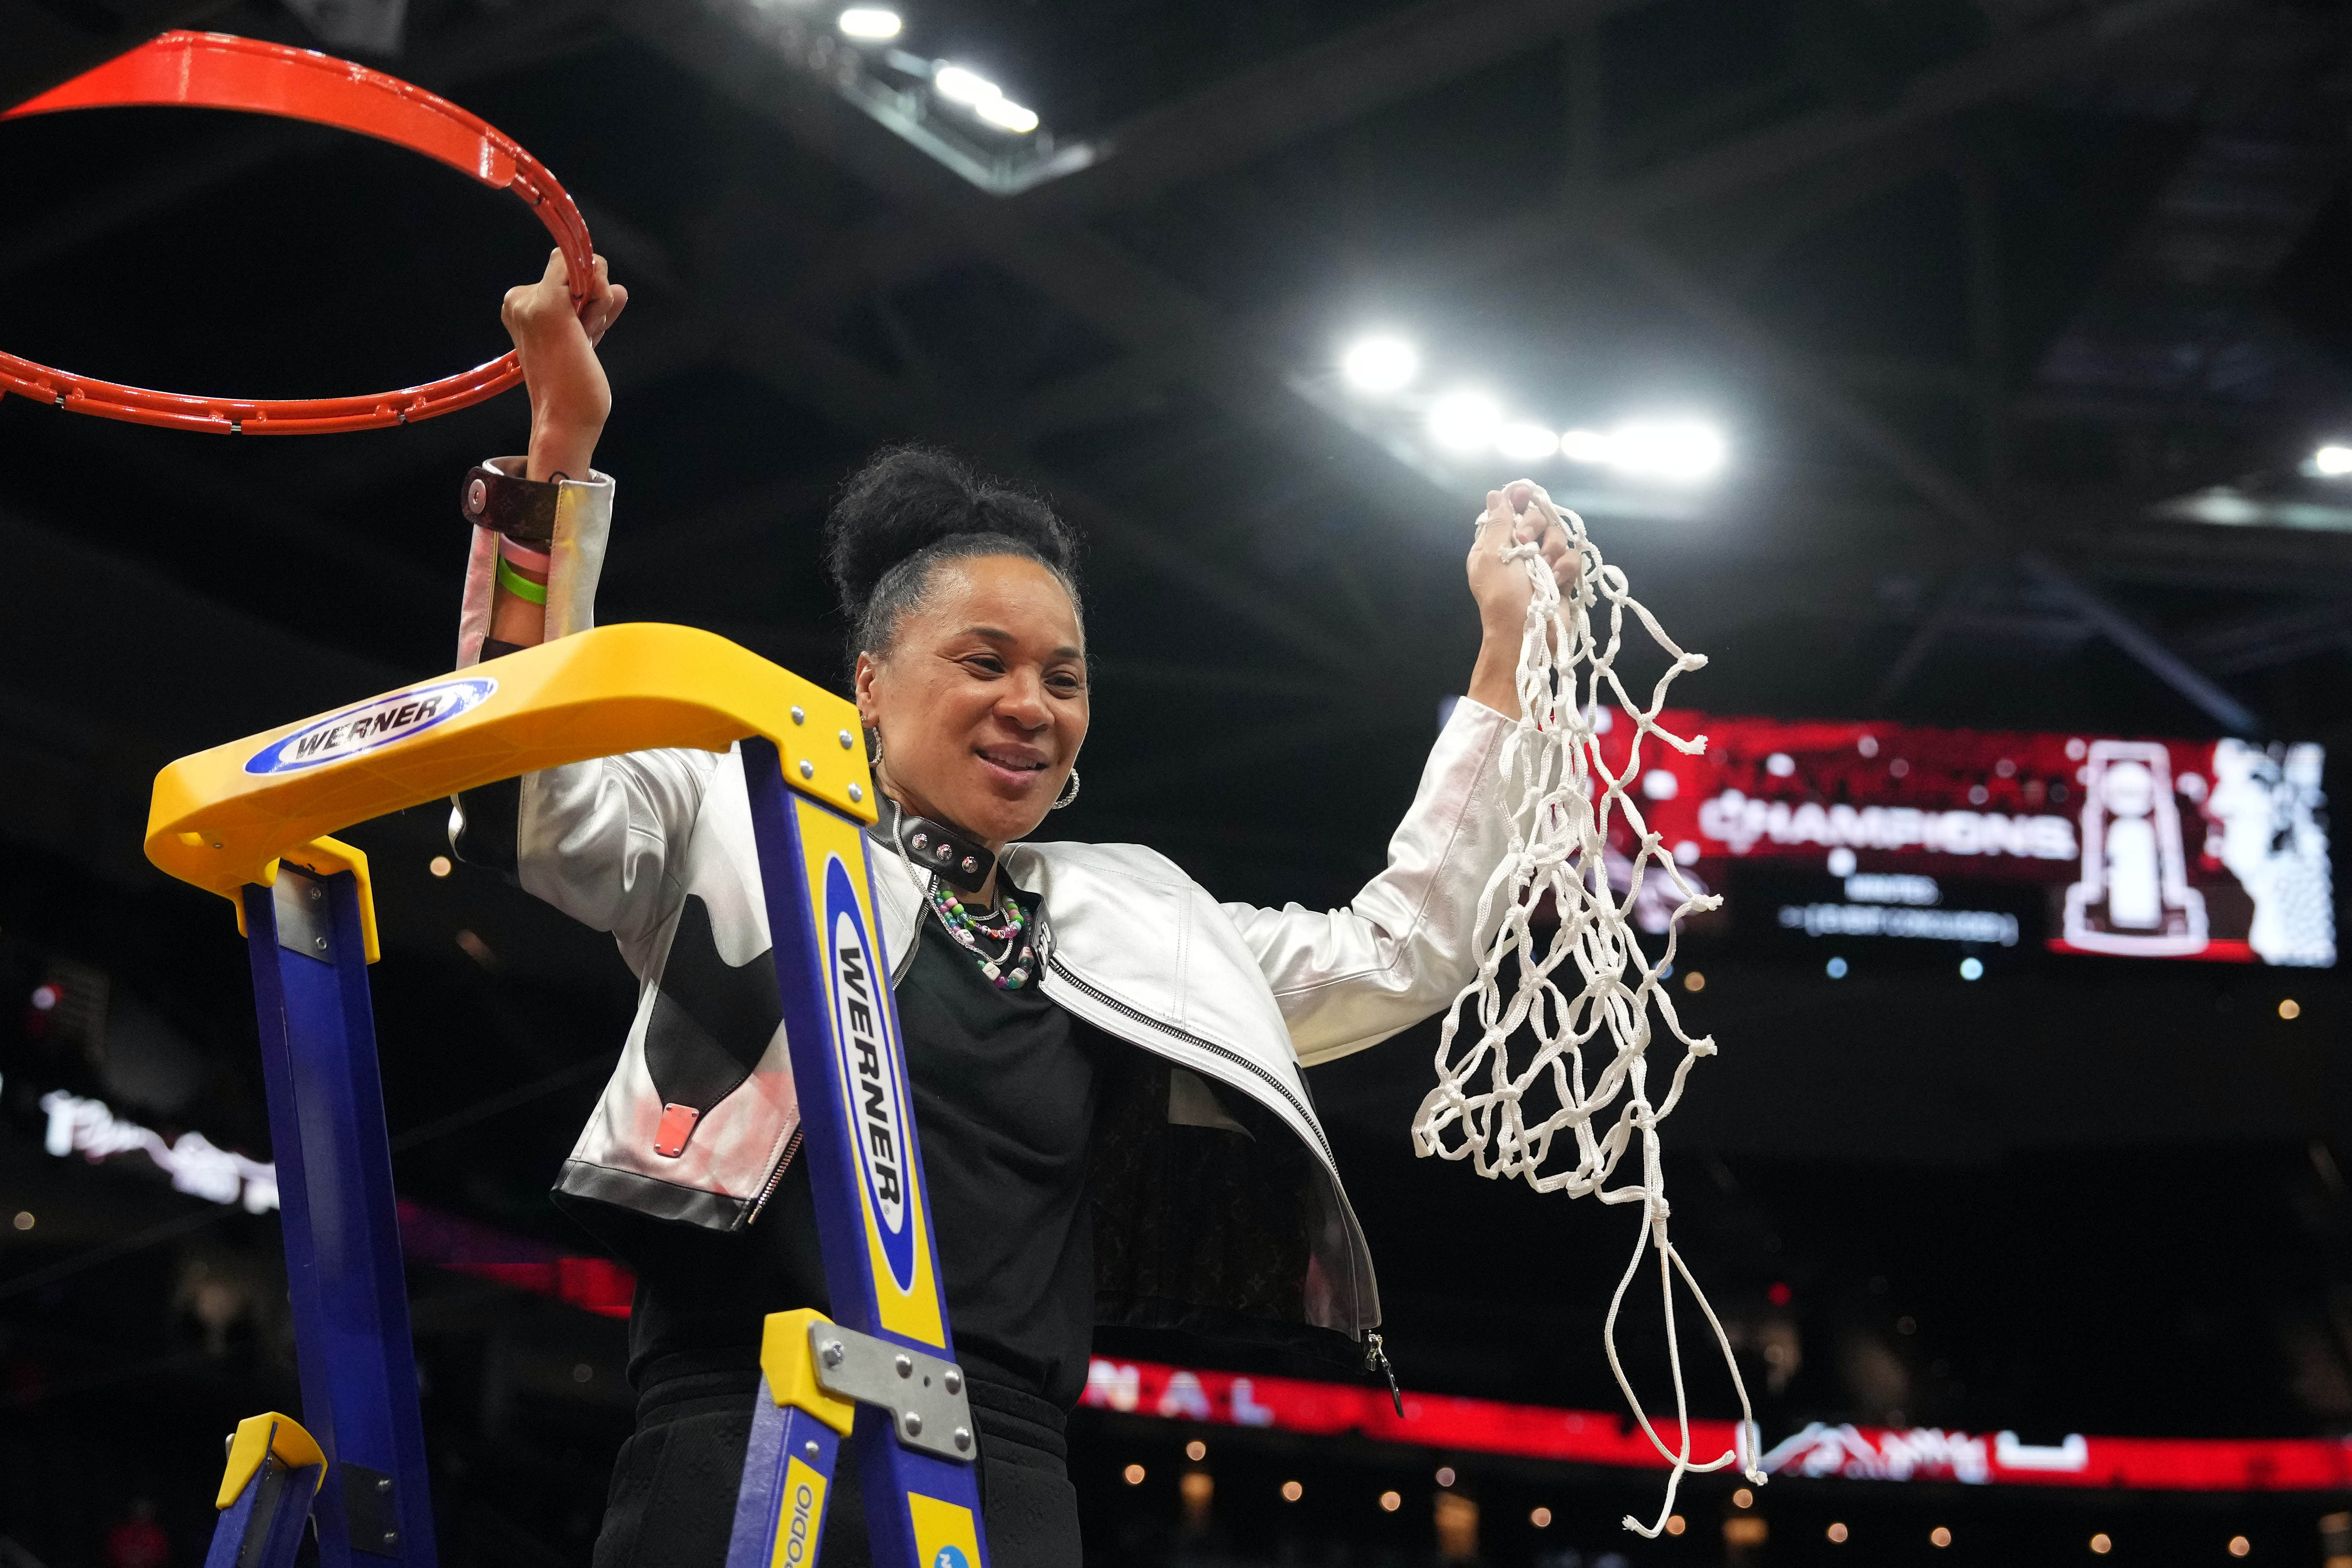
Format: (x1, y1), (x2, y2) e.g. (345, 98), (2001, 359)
(454, 253), (1576, 1566)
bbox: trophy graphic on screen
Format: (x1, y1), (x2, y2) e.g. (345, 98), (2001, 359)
(2062, 741), (2208, 956)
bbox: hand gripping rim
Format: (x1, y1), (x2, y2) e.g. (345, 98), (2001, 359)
(0, 31), (595, 435)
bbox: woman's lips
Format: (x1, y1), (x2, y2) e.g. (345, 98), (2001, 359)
(975, 747), (1049, 788)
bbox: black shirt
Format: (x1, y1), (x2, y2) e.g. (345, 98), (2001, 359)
(614, 889), (1116, 1408)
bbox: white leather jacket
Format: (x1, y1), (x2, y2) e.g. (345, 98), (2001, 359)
(450, 460), (1521, 1340)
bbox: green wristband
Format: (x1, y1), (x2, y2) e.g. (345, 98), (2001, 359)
(496, 554), (549, 606)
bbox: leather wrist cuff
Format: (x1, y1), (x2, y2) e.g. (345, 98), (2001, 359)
(460, 464), (557, 548)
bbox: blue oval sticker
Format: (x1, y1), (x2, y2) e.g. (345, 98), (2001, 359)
(825, 855), (918, 1294)
(245, 677), (496, 776)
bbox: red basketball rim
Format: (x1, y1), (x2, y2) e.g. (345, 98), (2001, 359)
(0, 31), (595, 435)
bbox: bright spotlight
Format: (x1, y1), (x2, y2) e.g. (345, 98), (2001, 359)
(1558, 420), (1726, 481)
(1561, 429), (1612, 463)
(1428, 391), (1501, 453)
(932, 64), (1000, 105)
(1496, 421), (1560, 462)
(837, 8), (901, 38)
(1959, 956), (1984, 981)
(1610, 419), (1726, 481)
(2315, 444), (2352, 477)
(974, 95), (1040, 133)
(1340, 336), (1417, 394)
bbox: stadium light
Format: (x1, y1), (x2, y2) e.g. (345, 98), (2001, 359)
(974, 95), (1040, 133)
(1496, 421), (1560, 461)
(931, 62), (1039, 134)
(1340, 335), (1418, 394)
(2315, 443), (2352, 477)
(1560, 419), (1726, 482)
(932, 64), (998, 103)
(1428, 390), (1501, 453)
(837, 8), (901, 39)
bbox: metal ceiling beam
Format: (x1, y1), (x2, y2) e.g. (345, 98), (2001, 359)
(716, 307), (1386, 681)
(2179, 598), (2352, 675)
(794, 0), (1650, 303)
(575, 200), (1389, 682)
(619, 1), (1470, 521)
(638, 0), (2241, 541)
(1414, 0), (2242, 290)
(1595, 220), (2261, 733)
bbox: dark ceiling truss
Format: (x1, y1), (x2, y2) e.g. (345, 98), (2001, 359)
(633, 0), (2251, 532)
(604, 0), (2326, 738)
(575, 200), (1403, 691)
(2, 0), (2344, 761)
(1589, 218), (2263, 732)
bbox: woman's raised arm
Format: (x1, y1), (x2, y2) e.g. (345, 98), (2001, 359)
(1216, 482), (1578, 1064)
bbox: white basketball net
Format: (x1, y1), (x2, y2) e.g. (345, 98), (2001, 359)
(1412, 492), (1766, 1533)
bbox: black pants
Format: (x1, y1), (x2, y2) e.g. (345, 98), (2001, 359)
(593, 1363), (1082, 1568)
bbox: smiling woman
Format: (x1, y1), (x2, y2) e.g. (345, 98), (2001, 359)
(828, 447), (1090, 860)
(443, 256), (1576, 1568)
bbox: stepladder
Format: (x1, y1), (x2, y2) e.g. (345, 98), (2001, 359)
(145, 624), (990, 1568)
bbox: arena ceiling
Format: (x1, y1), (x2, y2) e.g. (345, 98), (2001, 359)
(5, 0), (2352, 1452)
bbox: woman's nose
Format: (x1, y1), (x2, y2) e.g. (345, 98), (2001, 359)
(997, 673), (1051, 729)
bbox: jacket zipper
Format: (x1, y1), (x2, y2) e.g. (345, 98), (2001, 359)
(1045, 954), (1337, 1169)
(1365, 1331), (1404, 1416)
(745, 1123), (803, 1226)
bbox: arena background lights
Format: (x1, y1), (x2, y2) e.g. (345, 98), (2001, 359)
(1339, 335), (1724, 482)
(835, 8), (901, 39)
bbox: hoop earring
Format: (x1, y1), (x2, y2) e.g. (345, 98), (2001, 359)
(866, 728), (883, 769)
(1052, 766), (1081, 810)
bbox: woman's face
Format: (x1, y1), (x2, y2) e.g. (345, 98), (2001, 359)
(854, 554), (1089, 850)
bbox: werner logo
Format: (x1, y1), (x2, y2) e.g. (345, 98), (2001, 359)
(245, 678), (495, 776)
(826, 857), (916, 1292)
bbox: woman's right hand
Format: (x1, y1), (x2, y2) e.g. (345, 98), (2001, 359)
(502, 247), (627, 482)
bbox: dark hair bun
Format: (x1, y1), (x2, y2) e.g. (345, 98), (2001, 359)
(823, 444), (1080, 624)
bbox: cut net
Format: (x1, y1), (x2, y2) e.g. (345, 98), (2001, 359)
(1411, 490), (1766, 1534)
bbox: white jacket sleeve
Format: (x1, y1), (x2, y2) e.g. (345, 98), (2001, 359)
(1217, 697), (1519, 1066)
(450, 455), (708, 953)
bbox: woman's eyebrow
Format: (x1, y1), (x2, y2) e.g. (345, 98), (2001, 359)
(960, 625), (1085, 662)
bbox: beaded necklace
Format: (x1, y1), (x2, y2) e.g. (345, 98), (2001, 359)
(926, 883), (1036, 990)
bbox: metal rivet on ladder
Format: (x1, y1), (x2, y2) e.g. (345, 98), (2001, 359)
(849, 784), (864, 802)
(376, 1478), (392, 1493)
(790, 706), (805, 725)
(893, 1354), (912, 1378)
(821, 1340), (844, 1367)
(309, 886), (323, 901)
(944, 1369), (962, 1395)
(313, 937), (328, 952)
(953, 1427), (971, 1453)
(804, 1440), (820, 1459)
(903, 1413), (922, 1437)
(799, 760), (815, 780)
(838, 730), (853, 749)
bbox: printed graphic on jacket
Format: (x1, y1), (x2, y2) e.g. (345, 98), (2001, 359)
(644, 894), (784, 1157)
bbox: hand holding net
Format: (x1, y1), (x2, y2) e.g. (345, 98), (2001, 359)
(1410, 484), (1765, 1532)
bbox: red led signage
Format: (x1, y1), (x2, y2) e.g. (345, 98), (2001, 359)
(1586, 712), (2333, 967)
(1082, 1358), (2352, 1492)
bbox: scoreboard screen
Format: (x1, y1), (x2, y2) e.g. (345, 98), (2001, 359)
(1584, 711), (2334, 968)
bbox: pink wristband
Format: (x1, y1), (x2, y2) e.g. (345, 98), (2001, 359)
(500, 537), (552, 572)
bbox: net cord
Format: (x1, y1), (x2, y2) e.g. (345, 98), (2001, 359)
(1410, 495), (1767, 1533)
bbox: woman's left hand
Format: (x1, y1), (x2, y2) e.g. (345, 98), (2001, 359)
(1463, 480), (1582, 718)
